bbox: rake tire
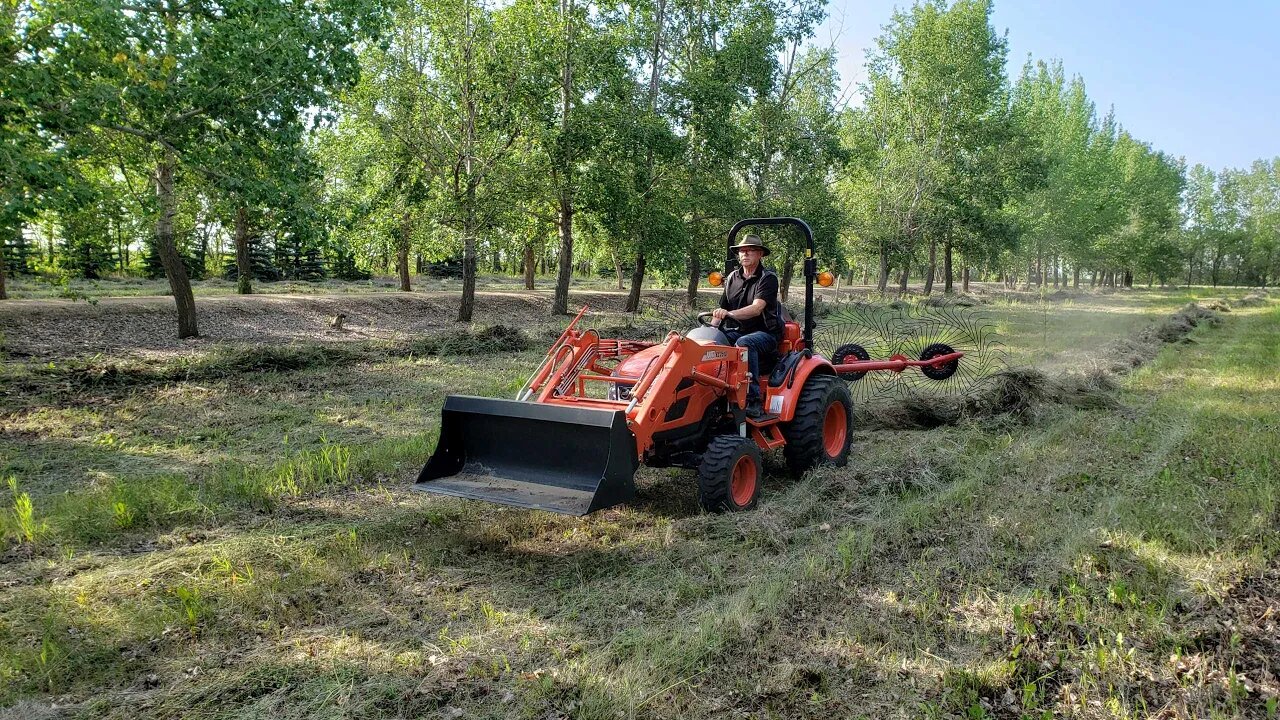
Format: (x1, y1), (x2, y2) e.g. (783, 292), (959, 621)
(919, 342), (959, 381)
(697, 435), (762, 513)
(782, 374), (853, 476)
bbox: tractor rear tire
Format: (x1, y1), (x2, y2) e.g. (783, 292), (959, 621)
(782, 374), (853, 475)
(697, 435), (762, 513)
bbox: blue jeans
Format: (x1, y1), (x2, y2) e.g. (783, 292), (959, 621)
(725, 330), (778, 401)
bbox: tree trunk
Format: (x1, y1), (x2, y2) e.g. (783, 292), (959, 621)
(1072, 266), (1080, 288)
(154, 153), (198, 338)
(523, 243), (535, 290)
(234, 206), (252, 294)
(685, 249), (699, 308)
(0, 228), (8, 300)
(1123, 269), (1133, 288)
(898, 265), (909, 295)
(625, 252), (645, 313)
(550, 0), (576, 316)
(962, 266), (970, 293)
(397, 211), (411, 292)
(629, 0), (665, 305)
(876, 245), (889, 292)
(458, 207), (478, 321)
(552, 197), (573, 315)
(115, 216), (126, 273)
(781, 255), (794, 302)
(923, 237), (937, 295)
(943, 238), (954, 294)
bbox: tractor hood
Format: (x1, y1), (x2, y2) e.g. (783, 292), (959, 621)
(613, 332), (735, 379)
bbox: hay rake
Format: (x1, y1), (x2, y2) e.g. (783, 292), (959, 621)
(813, 300), (1007, 402)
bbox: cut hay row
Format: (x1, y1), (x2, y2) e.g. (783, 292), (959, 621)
(858, 302), (1225, 430)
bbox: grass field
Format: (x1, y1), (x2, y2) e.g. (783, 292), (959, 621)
(1, 286), (1276, 719)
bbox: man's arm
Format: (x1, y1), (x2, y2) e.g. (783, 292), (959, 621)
(725, 299), (766, 320)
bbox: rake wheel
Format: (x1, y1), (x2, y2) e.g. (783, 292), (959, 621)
(832, 343), (871, 382)
(919, 343), (959, 381)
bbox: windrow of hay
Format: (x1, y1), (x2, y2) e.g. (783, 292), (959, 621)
(858, 303), (1221, 430)
(1236, 291), (1269, 307)
(1150, 302), (1222, 342)
(856, 368), (1052, 430)
(921, 294), (983, 308)
(4, 324), (534, 394)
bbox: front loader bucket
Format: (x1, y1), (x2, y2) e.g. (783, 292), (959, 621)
(415, 396), (639, 515)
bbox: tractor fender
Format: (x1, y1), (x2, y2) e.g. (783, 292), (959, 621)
(768, 355), (836, 420)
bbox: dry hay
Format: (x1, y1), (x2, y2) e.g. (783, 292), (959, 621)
(858, 368), (1049, 430)
(921, 294), (983, 308)
(1101, 337), (1156, 373)
(858, 303), (1220, 430)
(9, 324), (538, 393)
(1174, 561), (1280, 706)
(0, 290), (681, 360)
(1202, 298), (1232, 312)
(1236, 292), (1269, 307)
(1150, 302), (1223, 343)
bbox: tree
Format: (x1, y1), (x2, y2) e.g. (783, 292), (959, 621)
(1239, 159), (1280, 286)
(42, 0), (380, 336)
(841, 0), (1010, 293)
(2, 1), (89, 299)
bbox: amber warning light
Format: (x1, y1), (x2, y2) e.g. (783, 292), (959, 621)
(708, 271), (724, 287)
(817, 271), (835, 287)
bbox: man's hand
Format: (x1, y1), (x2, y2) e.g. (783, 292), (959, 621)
(711, 308), (730, 326)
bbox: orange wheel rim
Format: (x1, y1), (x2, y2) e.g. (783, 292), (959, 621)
(730, 455), (757, 506)
(823, 402), (848, 457)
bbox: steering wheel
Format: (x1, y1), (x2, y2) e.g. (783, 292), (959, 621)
(696, 311), (741, 332)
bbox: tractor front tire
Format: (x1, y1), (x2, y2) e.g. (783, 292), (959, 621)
(782, 374), (853, 475)
(697, 435), (763, 513)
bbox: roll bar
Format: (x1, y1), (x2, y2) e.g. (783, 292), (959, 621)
(724, 217), (819, 350)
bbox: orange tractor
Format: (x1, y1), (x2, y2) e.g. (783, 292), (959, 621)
(415, 218), (962, 514)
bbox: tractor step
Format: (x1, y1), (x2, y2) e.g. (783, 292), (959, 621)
(414, 395), (640, 516)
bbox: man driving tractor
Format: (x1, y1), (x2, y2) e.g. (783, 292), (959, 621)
(711, 234), (784, 418)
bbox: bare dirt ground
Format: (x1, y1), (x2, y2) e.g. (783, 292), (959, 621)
(0, 290), (664, 359)
(0, 282), (1168, 361)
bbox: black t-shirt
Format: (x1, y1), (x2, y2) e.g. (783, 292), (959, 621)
(720, 267), (782, 335)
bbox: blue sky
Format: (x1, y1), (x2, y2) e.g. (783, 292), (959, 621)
(815, 0), (1280, 171)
